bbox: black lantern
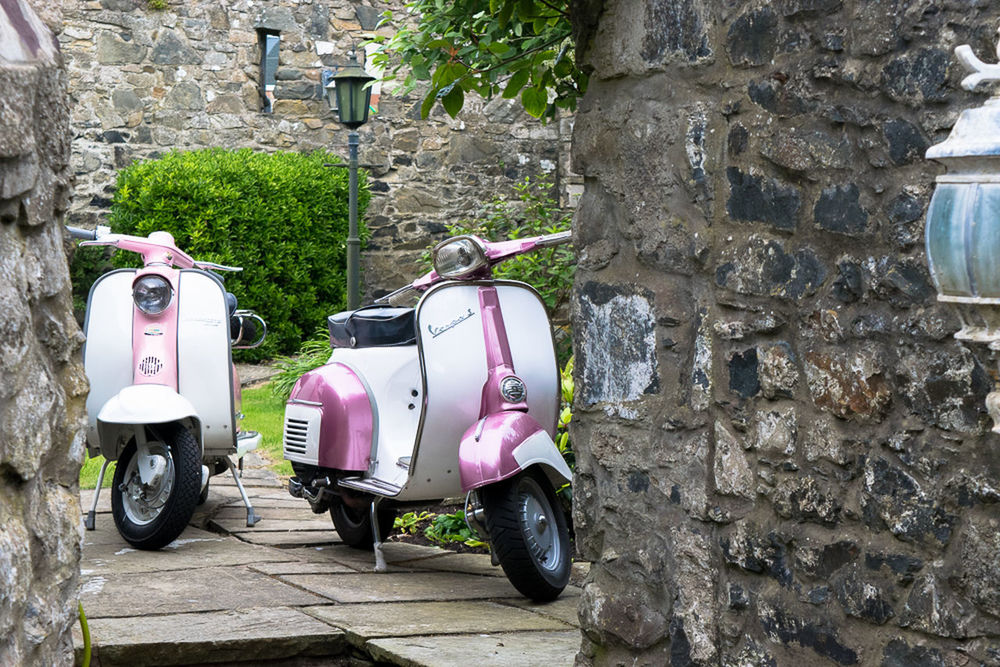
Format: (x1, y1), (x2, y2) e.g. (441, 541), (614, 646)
(325, 52), (375, 129)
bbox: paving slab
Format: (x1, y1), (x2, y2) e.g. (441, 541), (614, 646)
(212, 505), (327, 522)
(280, 542), (453, 572)
(305, 600), (573, 646)
(367, 630), (580, 667)
(281, 570), (523, 603)
(81, 525), (294, 576)
(401, 551), (506, 577)
(82, 565), (328, 617)
(74, 606), (346, 667)
(503, 595), (582, 627)
(250, 560), (357, 576)
(211, 516), (335, 533)
(229, 530), (342, 547)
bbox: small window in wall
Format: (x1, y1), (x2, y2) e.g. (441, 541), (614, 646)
(258, 30), (280, 113)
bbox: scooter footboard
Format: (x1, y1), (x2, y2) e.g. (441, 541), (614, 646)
(458, 411), (572, 492)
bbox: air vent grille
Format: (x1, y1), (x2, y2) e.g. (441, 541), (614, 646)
(138, 356), (163, 376)
(283, 418), (310, 455)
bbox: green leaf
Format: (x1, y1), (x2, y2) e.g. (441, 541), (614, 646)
(420, 90), (436, 118)
(521, 86), (546, 118)
(486, 41), (510, 56)
(502, 69), (530, 98)
(441, 84), (465, 118)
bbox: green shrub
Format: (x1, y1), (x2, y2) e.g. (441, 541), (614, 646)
(93, 148), (369, 360)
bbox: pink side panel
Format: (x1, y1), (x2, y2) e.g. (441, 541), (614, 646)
(131, 267), (179, 389)
(458, 411), (544, 491)
(290, 363), (373, 471)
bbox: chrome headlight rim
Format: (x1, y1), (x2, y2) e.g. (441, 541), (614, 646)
(132, 274), (173, 315)
(431, 235), (488, 279)
(500, 375), (527, 403)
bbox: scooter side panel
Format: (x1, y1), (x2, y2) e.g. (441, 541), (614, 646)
(494, 285), (559, 436)
(410, 285), (489, 500)
(177, 270), (234, 454)
(83, 270), (136, 454)
(333, 346), (423, 489)
(286, 361), (373, 471)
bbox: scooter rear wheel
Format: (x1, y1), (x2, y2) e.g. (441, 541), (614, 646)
(482, 468), (571, 602)
(330, 495), (396, 550)
(110, 424), (201, 550)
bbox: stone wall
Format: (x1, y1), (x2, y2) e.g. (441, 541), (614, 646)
(60, 0), (575, 299)
(0, 0), (88, 664)
(570, 1), (1000, 664)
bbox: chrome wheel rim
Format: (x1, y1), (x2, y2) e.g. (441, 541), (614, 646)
(518, 477), (562, 574)
(120, 442), (174, 526)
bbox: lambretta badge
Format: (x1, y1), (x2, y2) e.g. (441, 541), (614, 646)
(144, 325), (164, 336)
(428, 308), (474, 338)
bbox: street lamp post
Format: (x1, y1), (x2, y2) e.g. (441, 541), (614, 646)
(324, 52), (374, 310)
(925, 28), (1000, 432)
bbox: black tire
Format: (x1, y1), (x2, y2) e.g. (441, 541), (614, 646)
(483, 468), (571, 602)
(110, 424), (201, 550)
(330, 495), (396, 550)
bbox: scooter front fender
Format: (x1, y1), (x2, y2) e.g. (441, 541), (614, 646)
(458, 411), (572, 492)
(95, 384), (201, 458)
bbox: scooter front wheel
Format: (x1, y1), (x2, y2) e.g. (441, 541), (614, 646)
(330, 495), (396, 550)
(110, 424), (201, 550)
(482, 468), (571, 602)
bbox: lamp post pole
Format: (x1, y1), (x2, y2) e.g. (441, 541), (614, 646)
(324, 51), (374, 312)
(347, 130), (360, 310)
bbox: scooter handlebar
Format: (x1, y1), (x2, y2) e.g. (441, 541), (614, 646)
(66, 226), (96, 241)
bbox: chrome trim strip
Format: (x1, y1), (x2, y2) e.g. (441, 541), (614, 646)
(289, 398), (323, 407)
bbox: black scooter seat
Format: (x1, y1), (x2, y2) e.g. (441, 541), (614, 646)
(328, 306), (416, 348)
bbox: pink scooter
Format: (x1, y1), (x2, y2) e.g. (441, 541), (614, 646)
(68, 225), (266, 549)
(283, 231), (573, 601)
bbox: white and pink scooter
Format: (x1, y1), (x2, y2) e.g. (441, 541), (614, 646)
(68, 225), (266, 550)
(283, 231), (573, 601)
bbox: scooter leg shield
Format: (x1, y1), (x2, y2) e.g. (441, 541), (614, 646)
(458, 411), (572, 492)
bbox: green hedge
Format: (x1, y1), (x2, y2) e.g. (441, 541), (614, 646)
(96, 148), (369, 360)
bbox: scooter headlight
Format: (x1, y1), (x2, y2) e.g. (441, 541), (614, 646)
(432, 236), (488, 279)
(133, 275), (173, 314)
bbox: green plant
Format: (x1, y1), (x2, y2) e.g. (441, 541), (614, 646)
(146, 0), (167, 9)
(240, 384), (293, 477)
(424, 510), (488, 548)
(96, 148), (369, 361)
(270, 330), (332, 401)
(68, 244), (114, 317)
(394, 510), (434, 534)
(555, 355), (574, 502)
(369, 0), (582, 120)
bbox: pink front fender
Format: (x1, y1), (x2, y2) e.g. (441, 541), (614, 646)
(459, 411), (573, 492)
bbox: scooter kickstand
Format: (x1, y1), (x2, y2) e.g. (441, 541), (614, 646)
(371, 499), (387, 573)
(226, 456), (261, 527)
(85, 458), (112, 531)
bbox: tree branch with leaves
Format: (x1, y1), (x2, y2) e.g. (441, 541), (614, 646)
(368, 0), (584, 120)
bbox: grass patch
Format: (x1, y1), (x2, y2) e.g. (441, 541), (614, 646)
(78, 382), (292, 489)
(80, 455), (114, 490)
(242, 382), (293, 476)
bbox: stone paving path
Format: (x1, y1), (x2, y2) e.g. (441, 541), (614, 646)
(75, 453), (584, 666)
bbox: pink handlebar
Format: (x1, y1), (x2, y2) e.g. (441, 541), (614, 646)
(405, 230), (572, 294)
(79, 231), (241, 272)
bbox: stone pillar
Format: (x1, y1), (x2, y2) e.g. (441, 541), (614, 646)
(0, 1), (88, 664)
(571, 0), (1000, 664)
